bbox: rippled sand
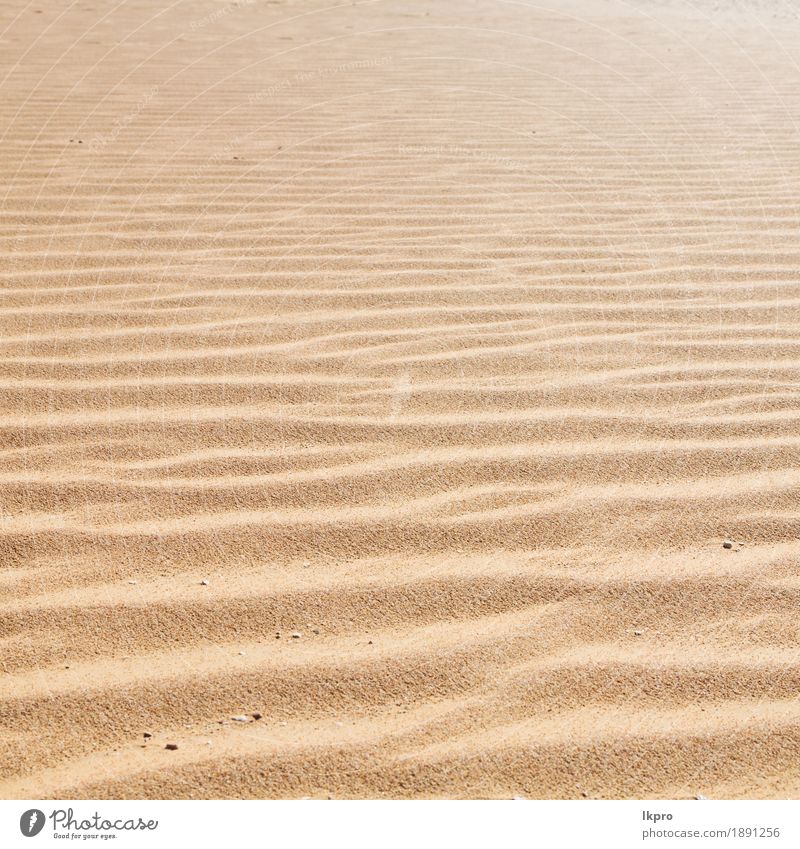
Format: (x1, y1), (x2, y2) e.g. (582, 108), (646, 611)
(2, 0), (800, 799)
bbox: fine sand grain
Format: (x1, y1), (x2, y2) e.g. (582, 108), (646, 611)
(2, 0), (800, 799)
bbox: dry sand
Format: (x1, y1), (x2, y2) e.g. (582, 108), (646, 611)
(2, 0), (800, 799)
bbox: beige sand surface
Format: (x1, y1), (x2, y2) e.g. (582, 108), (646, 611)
(1, 0), (800, 799)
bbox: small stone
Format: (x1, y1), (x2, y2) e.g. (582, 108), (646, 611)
(143, 732), (152, 739)
(694, 794), (708, 800)
(238, 651), (245, 656)
(312, 628), (320, 635)
(291, 632), (301, 639)
(722, 540), (733, 549)
(633, 629), (643, 636)
(165, 743), (178, 750)
(232, 715), (249, 723)
(581, 791), (588, 798)
(200, 580), (209, 586)
(127, 580), (137, 585)
(252, 712), (262, 720)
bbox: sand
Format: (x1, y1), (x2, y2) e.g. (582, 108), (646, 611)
(1, 0), (800, 800)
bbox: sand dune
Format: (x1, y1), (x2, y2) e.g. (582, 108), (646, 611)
(2, 0), (800, 798)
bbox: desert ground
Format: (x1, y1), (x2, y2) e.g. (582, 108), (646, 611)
(1, 0), (800, 799)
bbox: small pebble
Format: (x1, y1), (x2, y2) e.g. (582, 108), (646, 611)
(143, 732), (152, 739)
(633, 629), (643, 636)
(127, 580), (137, 585)
(232, 715), (249, 723)
(200, 579), (209, 586)
(722, 540), (733, 549)
(291, 632), (301, 639)
(252, 712), (262, 720)
(238, 651), (246, 656)
(165, 743), (178, 751)
(694, 794), (708, 800)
